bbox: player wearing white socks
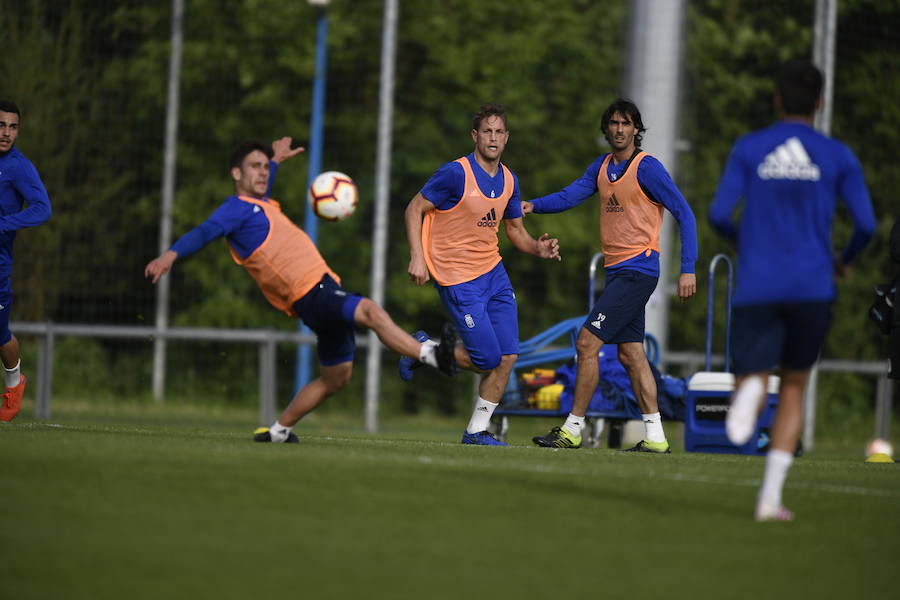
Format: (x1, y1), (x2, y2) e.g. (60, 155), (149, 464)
(528, 98), (698, 452)
(710, 60), (875, 521)
(0, 101), (51, 422)
(145, 137), (458, 444)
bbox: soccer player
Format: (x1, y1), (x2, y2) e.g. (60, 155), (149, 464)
(402, 103), (561, 446)
(144, 137), (456, 442)
(710, 59), (876, 521)
(0, 101), (52, 422)
(526, 98), (698, 452)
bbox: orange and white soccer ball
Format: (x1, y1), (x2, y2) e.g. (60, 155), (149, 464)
(308, 171), (358, 221)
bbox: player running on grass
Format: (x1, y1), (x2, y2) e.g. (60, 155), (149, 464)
(710, 60), (875, 521)
(402, 103), (561, 446)
(145, 137), (456, 443)
(0, 101), (52, 422)
(525, 98), (698, 452)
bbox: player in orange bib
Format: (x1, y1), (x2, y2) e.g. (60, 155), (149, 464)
(403, 104), (561, 446)
(145, 137), (456, 443)
(526, 99), (698, 452)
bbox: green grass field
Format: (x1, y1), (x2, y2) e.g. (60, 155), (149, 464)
(2, 405), (899, 600)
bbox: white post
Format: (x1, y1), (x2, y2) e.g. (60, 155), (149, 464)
(364, 0), (399, 433)
(813, 0), (837, 135)
(153, 0), (184, 403)
(623, 0), (686, 356)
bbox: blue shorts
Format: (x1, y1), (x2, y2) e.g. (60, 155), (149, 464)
(583, 269), (658, 344)
(437, 262), (518, 371)
(292, 274), (363, 366)
(731, 301), (833, 374)
(0, 278), (12, 346)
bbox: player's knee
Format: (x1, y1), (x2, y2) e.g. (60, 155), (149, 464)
(575, 333), (600, 359)
(472, 350), (502, 372)
(355, 298), (387, 327)
(323, 364), (353, 393)
(617, 345), (645, 369)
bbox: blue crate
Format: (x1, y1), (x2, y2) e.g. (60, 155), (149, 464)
(684, 372), (778, 455)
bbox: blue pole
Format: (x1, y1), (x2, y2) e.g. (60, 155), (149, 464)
(296, 9), (328, 393)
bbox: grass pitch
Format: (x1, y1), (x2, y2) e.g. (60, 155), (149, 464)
(2, 407), (899, 600)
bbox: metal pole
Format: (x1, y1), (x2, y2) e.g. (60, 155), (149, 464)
(813, 0), (837, 135)
(624, 0), (686, 356)
(35, 326), (54, 419)
(802, 363), (819, 452)
(152, 0), (184, 404)
(364, 0), (399, 433)
(259, 339), (277, 426)
(803, 0), (838, 449)
(875, 373), (893, 440)
(295, 7), (329, 394)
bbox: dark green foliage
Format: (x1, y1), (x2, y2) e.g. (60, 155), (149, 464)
(1, 0), (897, 420)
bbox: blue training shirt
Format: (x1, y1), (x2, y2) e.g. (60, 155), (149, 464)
(0, 147), (52, 279)
(530, 152), (698, 277)
(420, 153), (523, 219)
(709, 120), (876, 305)
(171, 161), (282, 260)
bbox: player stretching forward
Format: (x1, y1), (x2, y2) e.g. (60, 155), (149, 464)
(145, 138), (456, 442)
(710, 60), (875, 521)
(527, 99), (698, 452)
(402, 103), (561, 445)
(0, 101), (52, 421)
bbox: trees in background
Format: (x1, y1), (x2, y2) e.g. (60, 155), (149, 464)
(1, 0), (896, 416)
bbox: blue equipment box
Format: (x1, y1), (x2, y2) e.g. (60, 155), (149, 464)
(684, 372), (778, 455)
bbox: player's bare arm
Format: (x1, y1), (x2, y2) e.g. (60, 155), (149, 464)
(503, 217), (561, 261)
(677, 272), (697, 300)
(404, 193), (434, 285)
(270, 136), (305, 164)
(144, 250), (178, 284)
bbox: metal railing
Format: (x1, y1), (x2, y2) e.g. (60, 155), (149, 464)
(12, 321), (367, 426)
(12, 320), (891, 445)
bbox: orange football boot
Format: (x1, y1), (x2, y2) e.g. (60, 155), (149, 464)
(0, 375), (26, 422)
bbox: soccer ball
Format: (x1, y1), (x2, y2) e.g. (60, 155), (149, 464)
(308, 171), (358, 221)
(865, 438), (894, 459)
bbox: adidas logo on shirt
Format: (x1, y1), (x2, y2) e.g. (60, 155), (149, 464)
(605, 194), (624, 213)
(477, 207), (498, 228)
(757, 137), (821, 181)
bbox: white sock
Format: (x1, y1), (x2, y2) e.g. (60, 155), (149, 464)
(466, 397), (498, 434)
(419, 339), (439, 368)
(562, 413), (585, 437)
(268, 421), (293, 443)
(757, 449), (794, 510)
(727, 376), (765, 445)
(642, 412), (666, 443)
(4, 360), (20, 388)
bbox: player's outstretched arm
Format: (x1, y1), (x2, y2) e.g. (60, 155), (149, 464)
(144, 250), (178, 284)
(405, 193), (435, 285)
(503, 218), (561, 261)
(271, 136), (305, 164)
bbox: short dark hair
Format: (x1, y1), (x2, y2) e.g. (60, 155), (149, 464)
(601, 98), (646, 148)
(0, 101), (21, 118)
(776, 59), (823, 116)
(229, 140), (272, 170)
(472, 103), (508, 131)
